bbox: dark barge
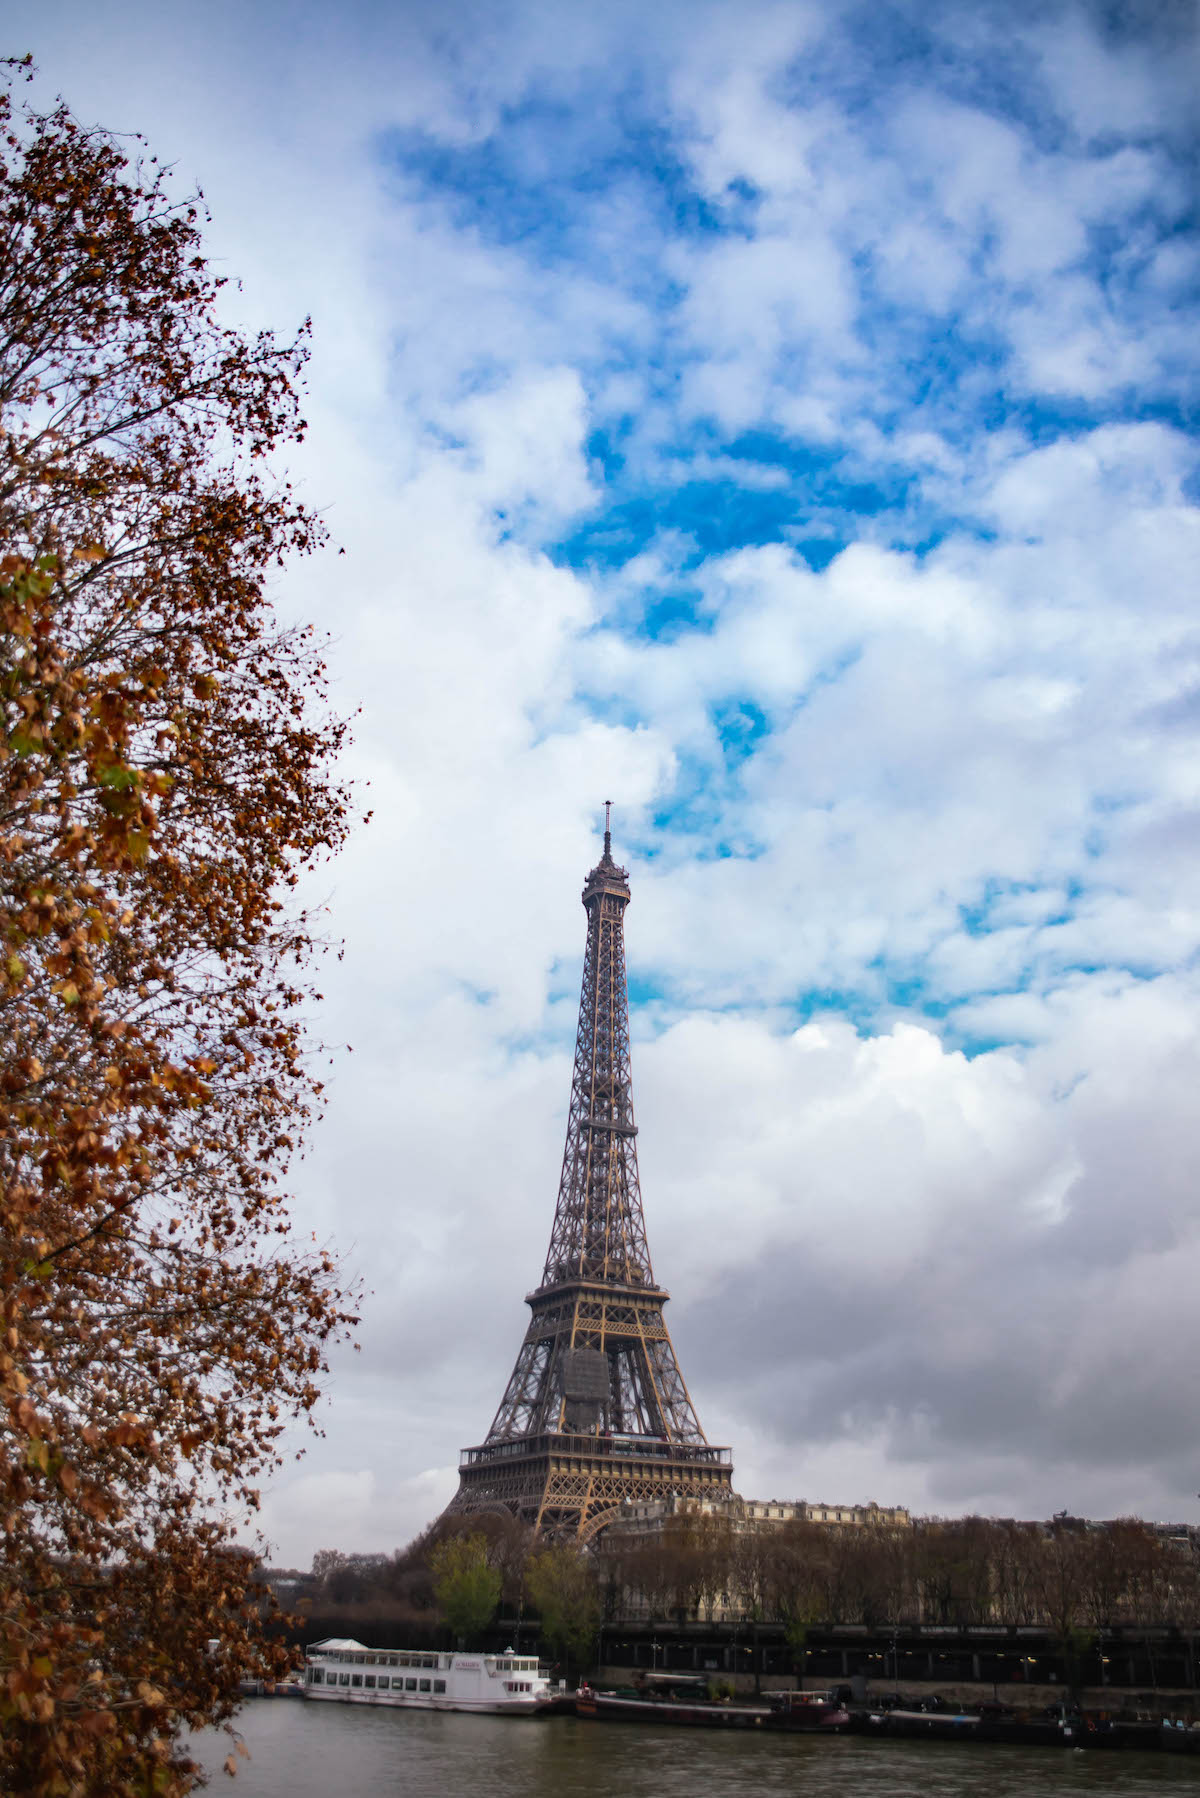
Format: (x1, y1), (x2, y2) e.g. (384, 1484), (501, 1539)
(575, 1675), (848, 1731)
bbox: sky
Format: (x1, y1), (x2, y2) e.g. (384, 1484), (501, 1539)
(14, 0), (1200, 1566)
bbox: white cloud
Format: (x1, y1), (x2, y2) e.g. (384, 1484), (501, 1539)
(11, 0), (1200, 1562)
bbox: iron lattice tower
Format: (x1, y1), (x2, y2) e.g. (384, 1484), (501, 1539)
(447, 807), (733, 1540)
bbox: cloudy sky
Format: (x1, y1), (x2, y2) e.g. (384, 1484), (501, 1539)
(17, 0), (1200, 1565)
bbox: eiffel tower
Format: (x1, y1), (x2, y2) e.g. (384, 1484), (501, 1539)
(447, 807), (733, 1540)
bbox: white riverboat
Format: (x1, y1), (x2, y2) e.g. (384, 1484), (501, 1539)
(303, 1639), (557, 1715)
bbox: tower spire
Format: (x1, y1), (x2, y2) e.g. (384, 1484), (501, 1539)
(446, 820), (733, 1540)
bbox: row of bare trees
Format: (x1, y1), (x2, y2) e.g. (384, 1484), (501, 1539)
(288, 1510), (1200, 1656)
(597, 1513), (1200, 1634)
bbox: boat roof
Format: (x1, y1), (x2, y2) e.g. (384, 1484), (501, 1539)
(308, 1638), (368, 1652)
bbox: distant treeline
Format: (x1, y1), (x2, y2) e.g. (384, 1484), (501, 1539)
(264, 1510), (1200, 1645)
(603, 1512), (1200, 1636)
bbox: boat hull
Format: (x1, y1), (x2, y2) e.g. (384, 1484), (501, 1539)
(575, 1692), (849, 1731)
(305, 1688), (549, 1716)
(848, 1709), (1199, 1751)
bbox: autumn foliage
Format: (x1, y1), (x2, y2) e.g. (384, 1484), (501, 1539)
(0, 67), (356, 1795)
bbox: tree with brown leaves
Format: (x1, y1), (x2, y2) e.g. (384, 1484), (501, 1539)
(0, 65), (357, 1796)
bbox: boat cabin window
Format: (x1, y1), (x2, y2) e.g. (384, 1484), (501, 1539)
(339, 1673), (350, 1686)
(364, 1675), (376, 1688)
(422, 1657), (436, 1669)
(419, 1679), (432, 1693)
(310, 1669), (324, 1684)
(434, 1680), (446, 1694)
(405, 1678), (417, 1691)
(351, 1675), (362, 1688)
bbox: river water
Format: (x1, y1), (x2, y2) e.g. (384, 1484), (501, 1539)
(190, 1702), (1198, 1797)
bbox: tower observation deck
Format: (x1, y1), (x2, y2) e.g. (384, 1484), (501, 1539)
(446, 807), (733, 1540)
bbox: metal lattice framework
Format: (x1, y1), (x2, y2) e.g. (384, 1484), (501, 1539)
(447, 808), (733, 1538)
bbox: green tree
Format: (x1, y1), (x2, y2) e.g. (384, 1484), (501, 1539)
(429, 1532), (502, 1645)
(525, 1543), (601, 1679)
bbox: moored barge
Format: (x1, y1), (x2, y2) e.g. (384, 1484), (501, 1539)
(576, 1674), (849, 1731)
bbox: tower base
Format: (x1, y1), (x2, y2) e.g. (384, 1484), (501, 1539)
(447, 1431), (734, 1541)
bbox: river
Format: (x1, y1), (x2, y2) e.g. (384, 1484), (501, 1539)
(189, 1702), (1199, 1797)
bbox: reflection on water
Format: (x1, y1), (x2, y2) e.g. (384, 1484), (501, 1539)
(189, 1702), (1199, 1798)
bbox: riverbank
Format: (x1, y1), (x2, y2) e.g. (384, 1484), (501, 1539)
(289, 1611), (1200, 1696)
(592, 1617), (1200, 1695)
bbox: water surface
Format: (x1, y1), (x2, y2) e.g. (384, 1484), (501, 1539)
(190, 1701), (1200, 1798)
